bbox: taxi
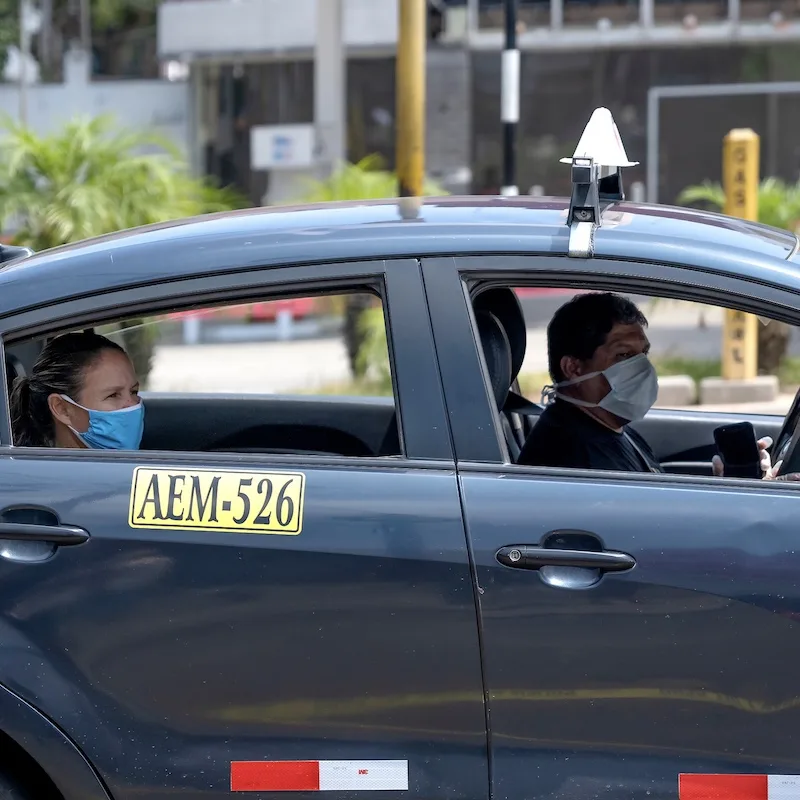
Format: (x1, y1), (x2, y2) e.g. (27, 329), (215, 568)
(0, 109), (797, 800)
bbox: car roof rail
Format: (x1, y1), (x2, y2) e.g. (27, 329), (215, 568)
(0, 244), (34, 265)
(562, 107), (639, 260)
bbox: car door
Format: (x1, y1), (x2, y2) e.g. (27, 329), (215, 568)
(0, 259), (487, 800)
(423, 254), (800, 800)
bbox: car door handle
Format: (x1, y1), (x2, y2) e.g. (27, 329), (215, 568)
(0, 523), (89, 546)
(496, 545), (635, 572)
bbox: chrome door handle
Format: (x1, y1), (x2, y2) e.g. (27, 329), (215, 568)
(0, 523), (89, 546)
(496, 545), (635, 572)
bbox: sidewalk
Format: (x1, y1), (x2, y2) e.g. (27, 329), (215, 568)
(668, 395), (794, 416)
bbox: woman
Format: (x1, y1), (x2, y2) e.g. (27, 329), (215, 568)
(10, 331), (144, 450)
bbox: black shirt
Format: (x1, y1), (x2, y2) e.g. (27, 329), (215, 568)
(518, 399), (662, 473)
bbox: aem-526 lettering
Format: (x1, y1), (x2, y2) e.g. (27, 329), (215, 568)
(128, 467), (305, 535)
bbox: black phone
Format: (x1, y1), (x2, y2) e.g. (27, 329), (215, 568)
(713, 421), (762, 479)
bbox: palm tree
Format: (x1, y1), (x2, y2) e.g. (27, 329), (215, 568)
(296, 155), (446, 380)
(677, 178), (800, 373)
(0, 114), (247, 380)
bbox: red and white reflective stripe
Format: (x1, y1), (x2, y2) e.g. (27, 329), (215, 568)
(680, 775), (800, 800)
(231, 761), (409, 792)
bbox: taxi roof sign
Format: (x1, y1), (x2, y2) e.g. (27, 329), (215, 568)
(564, 108), (639, 258)
(561, 107), (639, 168)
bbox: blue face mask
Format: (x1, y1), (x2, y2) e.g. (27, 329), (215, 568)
(61, 395), (145, 450)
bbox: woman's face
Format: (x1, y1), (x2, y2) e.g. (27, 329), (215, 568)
(49, 349), (140, 445)
(75, 349), (140, 413)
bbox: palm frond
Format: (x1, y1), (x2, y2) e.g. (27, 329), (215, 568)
(0, 113), (249, 250)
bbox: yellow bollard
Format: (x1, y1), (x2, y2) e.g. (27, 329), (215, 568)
(721, 129), (760, 380)
(396, 0), (426, 198)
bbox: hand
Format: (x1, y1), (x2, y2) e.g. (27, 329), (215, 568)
(762, 459), (800, 482)
(712, 437), (788, 480)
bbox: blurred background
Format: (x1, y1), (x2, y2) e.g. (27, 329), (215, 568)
(4, 0), (800, 206)
(3, 0), (800, 410)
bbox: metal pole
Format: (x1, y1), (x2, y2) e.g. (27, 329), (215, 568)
(79, 0), (91, 59)
(501, 0), (519, 196)
(314, 0), (345, 179)
(18, 0), (28, 125)
(646, 87), (659, 202)
(396, 0), (426, 197)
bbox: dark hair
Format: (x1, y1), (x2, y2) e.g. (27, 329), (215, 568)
(547, 292), (648, 382)
(10, 332), (125, 447)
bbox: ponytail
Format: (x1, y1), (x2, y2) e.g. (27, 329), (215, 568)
(9, 332), (124, 447)
(10, 375), (54, 447)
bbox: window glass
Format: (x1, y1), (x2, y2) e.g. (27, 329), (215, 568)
(471, 284), (799, 480)
(6, 291), (400, 458)
(507, 289), (797, 414)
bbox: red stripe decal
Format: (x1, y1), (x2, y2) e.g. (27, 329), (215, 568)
(232, 761), (321, 792)
(680, 775), (768, 800)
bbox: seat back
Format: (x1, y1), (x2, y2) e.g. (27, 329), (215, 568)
(475, 310), (512, 411)
(473, 288), (543, 460)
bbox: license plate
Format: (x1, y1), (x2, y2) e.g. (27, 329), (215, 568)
(128, 467), (306, 535)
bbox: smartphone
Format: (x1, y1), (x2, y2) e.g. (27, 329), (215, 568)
(713, 421), (762, 479)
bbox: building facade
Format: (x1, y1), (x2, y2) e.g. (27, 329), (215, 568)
(158, 0), (800, 205)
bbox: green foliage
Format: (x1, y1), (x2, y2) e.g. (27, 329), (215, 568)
(651, 356), (720, 387)
(678, 176), (800, 374)
(91, 0), (158, 30)
(0, 0), (17, 73)
(0, 114), (248, 251)
(355, 307), (392, 394)
(295, 154), (447, 204)
(295, 154), (448, 383)
(0, 114), (248, 384)
(677, 177), (800, 232)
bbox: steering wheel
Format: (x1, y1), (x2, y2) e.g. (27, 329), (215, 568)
(771, 384), (800, 476)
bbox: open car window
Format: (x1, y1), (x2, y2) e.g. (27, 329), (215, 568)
(5, 291), (402, 459)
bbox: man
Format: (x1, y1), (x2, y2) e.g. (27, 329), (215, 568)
(518, 292), (784, 479)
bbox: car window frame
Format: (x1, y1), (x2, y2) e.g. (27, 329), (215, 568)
(0, 257), (454, 464)
(422, 253), (800, 492)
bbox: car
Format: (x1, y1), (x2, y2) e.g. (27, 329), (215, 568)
(0, 110), (798, 800)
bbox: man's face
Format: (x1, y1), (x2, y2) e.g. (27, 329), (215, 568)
(560, 322), (651, 408)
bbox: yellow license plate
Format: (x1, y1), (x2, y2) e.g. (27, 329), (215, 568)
(128, 467), (306, 535)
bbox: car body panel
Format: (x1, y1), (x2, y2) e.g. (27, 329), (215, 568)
(0, 679), (112, 800)
(0, 255), (487, 800)
(0, 453), (486, 800)
(420, 252), (800, 800)
(460, 468), (800, 800)
(0, 198), (798, 800)
(0, 197), (798, 318)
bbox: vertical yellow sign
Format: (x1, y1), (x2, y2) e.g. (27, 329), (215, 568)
(721, 129), (760, 380)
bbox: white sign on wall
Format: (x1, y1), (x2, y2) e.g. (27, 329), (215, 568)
(250, 124), (315, 170)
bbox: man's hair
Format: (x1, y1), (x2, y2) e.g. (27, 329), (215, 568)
(547, 292), (648, 382)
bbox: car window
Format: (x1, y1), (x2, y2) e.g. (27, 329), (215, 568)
(468, 283), (800, 481)
(5, 290), (401, 458)
(98, 293), (391, 398)
(507, 289), (796, 415)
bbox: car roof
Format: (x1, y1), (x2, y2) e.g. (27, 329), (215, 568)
(0, 196), (798, 318)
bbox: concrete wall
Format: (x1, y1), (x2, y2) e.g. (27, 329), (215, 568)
(159, 0), (398, 60)
(0, 50), (190, 155)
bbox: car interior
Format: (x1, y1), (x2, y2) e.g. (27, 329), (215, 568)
(1, 288), (796, 475)
(469, 286), (790, 476)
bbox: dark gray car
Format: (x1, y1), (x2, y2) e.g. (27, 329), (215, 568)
(0, 190), (797, 800)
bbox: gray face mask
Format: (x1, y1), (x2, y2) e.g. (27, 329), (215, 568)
(542, 353), (659, 422)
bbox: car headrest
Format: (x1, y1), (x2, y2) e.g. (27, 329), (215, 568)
(475, 309), (512, 410)
(473, 287), (526, 383)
